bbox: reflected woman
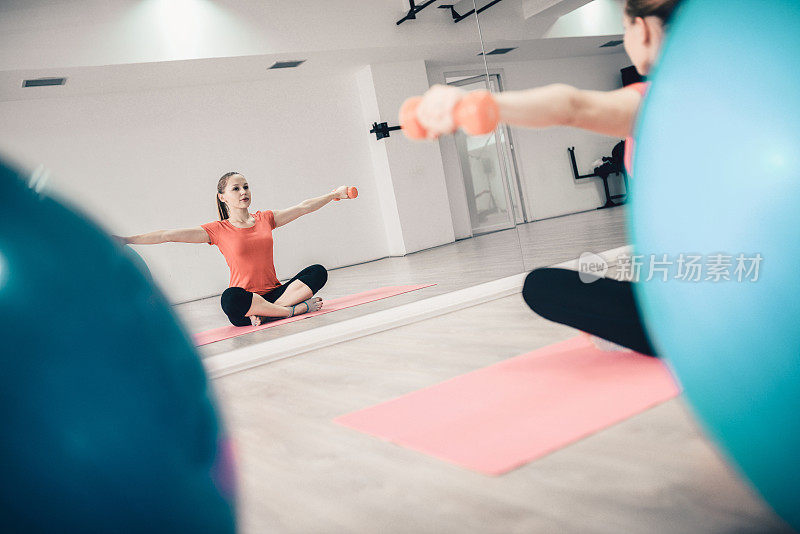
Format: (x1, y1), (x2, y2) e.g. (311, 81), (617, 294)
(120, 172), (355, 326)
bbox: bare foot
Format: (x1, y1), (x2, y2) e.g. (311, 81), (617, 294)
(248, 298), (323, 325)
(249, 314), (286, 326)
(290, 297), (323, 317)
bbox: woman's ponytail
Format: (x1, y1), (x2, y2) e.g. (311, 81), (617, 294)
(216, 172), (239, 221)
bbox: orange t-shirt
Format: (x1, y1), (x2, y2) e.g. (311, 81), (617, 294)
(201, 210), (280, 294)
(624, 81), (650, 176)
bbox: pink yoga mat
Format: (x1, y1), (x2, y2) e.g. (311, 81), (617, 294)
(335, 336), (680, 475)
(192, 284), (435, 346)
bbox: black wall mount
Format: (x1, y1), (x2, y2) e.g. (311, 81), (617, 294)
(439, 0), (504, 23)
(370, 122), (402, 140)
(568, 143), (628, 209)
(397, 0), (438, 25)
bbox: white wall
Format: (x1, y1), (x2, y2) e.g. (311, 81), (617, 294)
(356, 65), (407, 256)
(0, 60), (461, 304)
(0, 73), (389, 304)
(500, 53), (631, 220)
(367, 61), (456, 253)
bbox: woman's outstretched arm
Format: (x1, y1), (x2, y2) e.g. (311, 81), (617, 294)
(116, 227), (210, 245)
(273, 186), (349, 228)
(494, 84), (643, 138)
(409, 83), (644, 139)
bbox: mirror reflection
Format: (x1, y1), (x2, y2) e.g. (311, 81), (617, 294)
(470, 0), (633, 272)
(0, 0), (526, 357)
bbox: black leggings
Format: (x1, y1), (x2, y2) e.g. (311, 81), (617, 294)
(522, 268), (657, 356)
(220, 264), (328, 327)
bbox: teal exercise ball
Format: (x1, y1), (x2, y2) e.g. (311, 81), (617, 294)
(0, 160), (236, 533)
(123, 245), (154, 282)
(629, 0), (800, 529)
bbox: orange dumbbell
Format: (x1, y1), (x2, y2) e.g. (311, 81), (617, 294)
(333, 186), (358, 201)
(399, 90), (499, 140)
(399, 96), (427, 139)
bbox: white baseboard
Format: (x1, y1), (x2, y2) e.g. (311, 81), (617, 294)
(205, 272), (527, 379)
(550, 245), (632, 270)
(204, 245), (632, 379)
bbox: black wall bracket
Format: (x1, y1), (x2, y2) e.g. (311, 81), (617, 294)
(568, 146), (628, 209)
(370, 122), (402, 140)
(397, 0), (438, 25)
(438, 0), (504, 23)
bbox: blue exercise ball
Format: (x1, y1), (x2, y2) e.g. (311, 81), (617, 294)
(0, 159), (236, 533)
(629, 0), (800, 529)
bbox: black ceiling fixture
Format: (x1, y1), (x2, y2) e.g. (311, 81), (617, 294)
(439, 0), (504, 23)
(22, 77), (66, 88)
(269, 60), (306, 69)
(600, 40), (624, 48)
(478, 47), (517, 56)
(397, 0), (438, 25)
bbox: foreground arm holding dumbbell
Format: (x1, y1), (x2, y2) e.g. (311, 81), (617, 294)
(399, 83), (643, 140)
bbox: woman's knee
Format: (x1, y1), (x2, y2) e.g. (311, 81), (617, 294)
(220, 287), (253, 325)
(522, 268), (560, 316)
(310, 263), (327, 279)
(306, 264), (328, 292)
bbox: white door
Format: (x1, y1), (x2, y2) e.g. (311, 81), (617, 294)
(449, 74), (527, 235)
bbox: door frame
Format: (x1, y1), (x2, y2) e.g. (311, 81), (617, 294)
(443, 68), (531, 229)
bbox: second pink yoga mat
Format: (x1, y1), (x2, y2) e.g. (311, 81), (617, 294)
(335, 336), (680, 475)
(193, 284), (435, 346)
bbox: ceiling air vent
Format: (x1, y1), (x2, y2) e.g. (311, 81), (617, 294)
(23, 77), (67, 88)
(600, 40), (624, 48)
(478, 47), (517, 56)
(269, 60), (306, 69)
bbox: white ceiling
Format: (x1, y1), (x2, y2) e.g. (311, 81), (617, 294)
(0, 0), (626, 102)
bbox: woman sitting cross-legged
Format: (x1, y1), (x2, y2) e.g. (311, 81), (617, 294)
(119, 172), (356, 326)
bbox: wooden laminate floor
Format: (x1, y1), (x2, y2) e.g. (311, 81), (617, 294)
(212, 292), (791, 533)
